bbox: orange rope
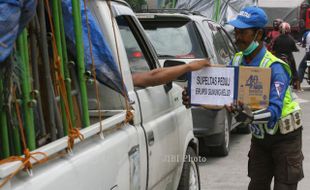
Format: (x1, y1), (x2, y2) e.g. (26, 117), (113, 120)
(44, 0), (84, 150)
(15, 86), (48, 166)
(0, 150), (48, 189)
(0, 87), (48, 188)
(67, 128), (85, 150)
(83, 0), (104, 133)
(15, 88), (27, 150)
(107, 0), (133, 123)
(125, 110), (133, 123)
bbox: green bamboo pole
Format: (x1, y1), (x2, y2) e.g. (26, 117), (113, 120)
(23, 30), (35, 147)
(52, 0), (70, 135)
(172, 0), (176, 8)
(11, 100), (22, 156)
(77, 0), (82, 23)
(0, 80), (10, 158)
(39, 0), (60, 140)
(71, 0), (90, 127)
(213, 0), (221, 23)
(30, 19), (47, 137)
(12, 125), (22, 156)
(57, 0), (77, 129)
(22, 30), (36, 149)
(17, 30), (36, 150)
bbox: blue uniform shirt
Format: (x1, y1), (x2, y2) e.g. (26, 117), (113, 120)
(233, 46), (290, 129)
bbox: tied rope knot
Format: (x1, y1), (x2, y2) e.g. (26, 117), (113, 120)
(125, 110), (133, 123)
(67, 128), (84, 151)
(21, 149), (48, 171)
(0, 149), (48, 188)
(23, 149), (33, 170)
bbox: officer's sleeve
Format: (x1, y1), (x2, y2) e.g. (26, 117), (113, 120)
(267, 62), (290, 125)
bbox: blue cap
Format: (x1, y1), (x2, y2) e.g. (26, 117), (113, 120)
(228, 6), (268, 29)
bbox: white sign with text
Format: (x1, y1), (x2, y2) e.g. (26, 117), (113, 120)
(190, 67), (235, 106)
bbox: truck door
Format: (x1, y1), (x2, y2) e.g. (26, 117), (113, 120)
(115, 14), (182, 190)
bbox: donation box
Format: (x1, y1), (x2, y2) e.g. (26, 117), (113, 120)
(189, 66), (271, 110)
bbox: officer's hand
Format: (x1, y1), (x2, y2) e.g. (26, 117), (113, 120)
(226, 101), (253, 125)
(182, 87), (190, 109)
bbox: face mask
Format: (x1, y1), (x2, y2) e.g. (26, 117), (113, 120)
(242, 32), (259, 56)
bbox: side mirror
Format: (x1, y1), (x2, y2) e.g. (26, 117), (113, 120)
(163, 60), (188, 81)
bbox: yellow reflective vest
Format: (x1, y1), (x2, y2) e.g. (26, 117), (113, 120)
(232, 51), (301, 138)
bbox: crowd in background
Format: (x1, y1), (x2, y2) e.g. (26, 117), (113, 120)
(265, 18), (310, 92)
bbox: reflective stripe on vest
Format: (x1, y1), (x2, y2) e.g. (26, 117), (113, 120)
(232, 52), (243, 66)
(232, 51), (301, 138)
(249, 124), (266, 139)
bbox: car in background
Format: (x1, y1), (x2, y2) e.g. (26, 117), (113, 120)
(137, 10), (249, 156)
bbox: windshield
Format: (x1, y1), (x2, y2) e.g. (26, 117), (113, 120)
(141, 20), (206, 59)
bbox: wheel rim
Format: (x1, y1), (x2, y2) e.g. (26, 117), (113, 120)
(189, 160), (199, 190)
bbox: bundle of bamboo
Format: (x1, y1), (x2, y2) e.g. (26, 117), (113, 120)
(0, 0), (94, 160)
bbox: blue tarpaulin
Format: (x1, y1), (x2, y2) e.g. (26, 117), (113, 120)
(0, 0), (36, 62)
(62, 0), (125, 95)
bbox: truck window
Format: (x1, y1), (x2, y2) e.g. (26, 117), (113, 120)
(218, 27), (236, 59)
(203, 21), (231, 65)
(116, 16), (151, 73)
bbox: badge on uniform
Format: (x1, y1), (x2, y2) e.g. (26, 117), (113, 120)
(274, 81), (284, 97)
(250, 124), (265, 139)
(293, 111), (302, 129)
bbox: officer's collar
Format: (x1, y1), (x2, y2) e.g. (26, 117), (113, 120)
(243, 46), (266, 66)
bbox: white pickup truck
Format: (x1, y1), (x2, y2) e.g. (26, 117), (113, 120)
(0, 0), (200, 190)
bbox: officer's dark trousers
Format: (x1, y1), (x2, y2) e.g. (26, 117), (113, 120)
(248, 128), (303, 190)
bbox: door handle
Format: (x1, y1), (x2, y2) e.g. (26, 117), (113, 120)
(147, 131), (155, 146)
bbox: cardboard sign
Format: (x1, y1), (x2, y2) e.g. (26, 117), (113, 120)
(189, 67), (235, 107)
(237, 66), (271, 110)
(189, 66), (271, 110)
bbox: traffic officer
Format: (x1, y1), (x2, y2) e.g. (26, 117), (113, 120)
(226, 6), (304, 190)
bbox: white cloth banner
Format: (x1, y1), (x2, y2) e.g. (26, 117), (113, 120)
(190, 67), (235, 106)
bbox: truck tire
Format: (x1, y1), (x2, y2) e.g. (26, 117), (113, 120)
(209, 115), (230, 157)
(237, 124), (251, 134)
(178, 147), (200, 190)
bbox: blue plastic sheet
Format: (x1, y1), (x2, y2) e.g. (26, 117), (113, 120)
(0, 0), (36, 62)
(62, 0), (125, 95)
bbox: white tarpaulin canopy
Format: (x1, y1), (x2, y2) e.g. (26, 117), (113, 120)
(258, 0), (305, 27)
(175, 0), (256, 25)
(176, 0), (307, 29)
(258, 0), (304, 8)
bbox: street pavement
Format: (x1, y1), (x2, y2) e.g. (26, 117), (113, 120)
(199, 48), (310, 190)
